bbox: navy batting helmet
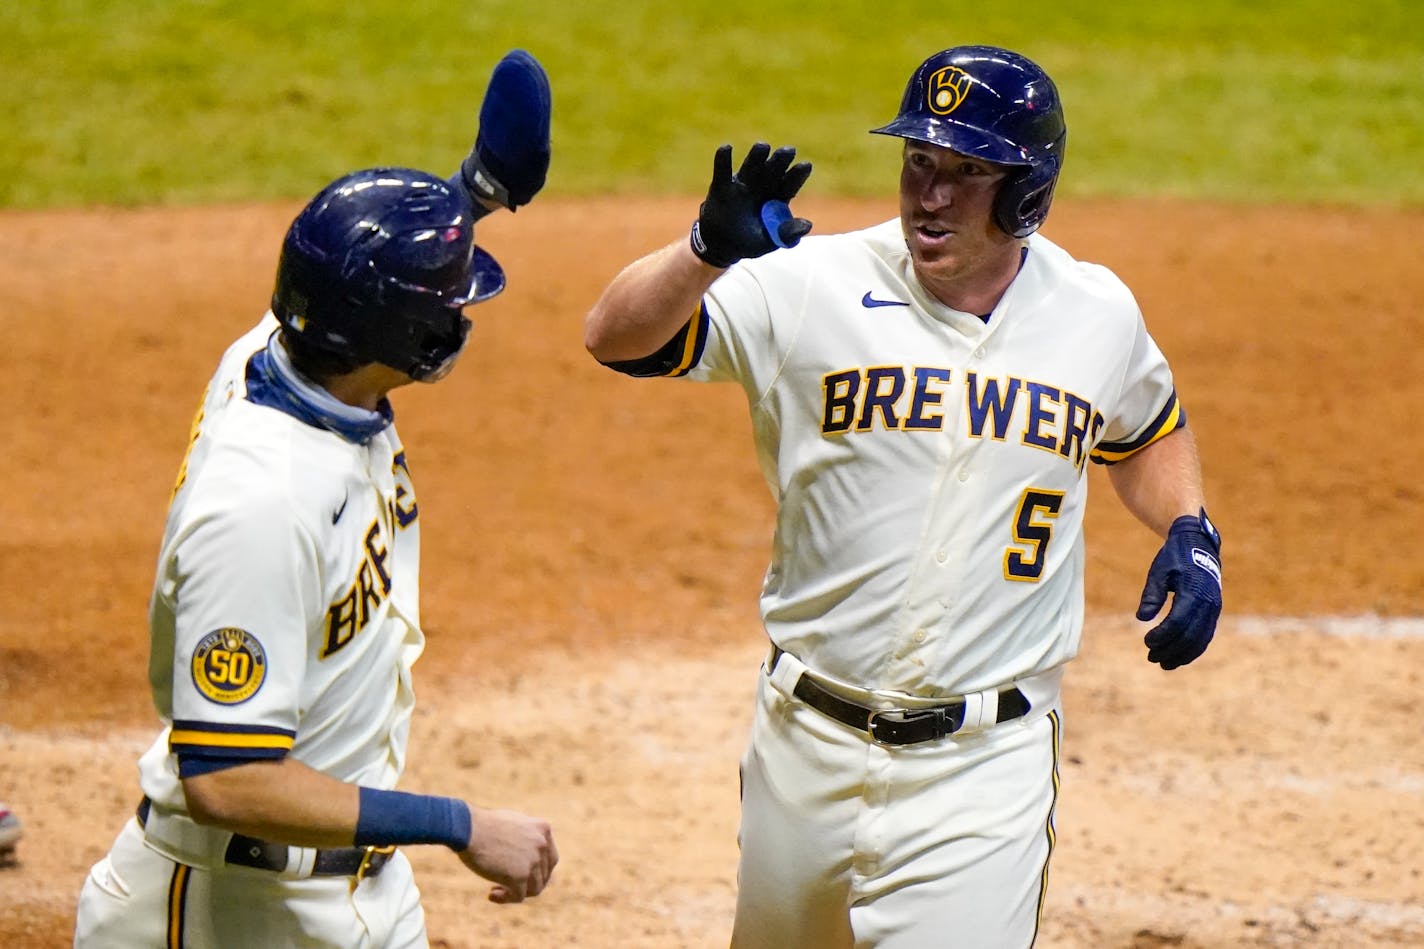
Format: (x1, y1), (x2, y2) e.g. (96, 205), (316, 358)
(272, 167), (506, 381)
(871, 46), (1066, 238)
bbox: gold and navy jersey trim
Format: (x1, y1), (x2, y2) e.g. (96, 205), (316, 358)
(1031, 710), (1063, 944)
(665, 303), (710, 377)
(169, 720), (295, 758)
(1089, 389), (1185, 465)
(167, 862), (191, 949)
(599, 306), (709, 378)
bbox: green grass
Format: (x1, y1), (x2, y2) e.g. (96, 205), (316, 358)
(3, 0), (1421, 208)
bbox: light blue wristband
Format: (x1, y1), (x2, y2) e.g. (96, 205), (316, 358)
(355, 788), (472, 851)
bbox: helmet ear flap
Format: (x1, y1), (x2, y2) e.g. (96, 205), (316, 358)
(993, 157), (1061, 239)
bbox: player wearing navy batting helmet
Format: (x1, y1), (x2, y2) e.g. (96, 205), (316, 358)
(585, 44), (1222, 947)
(75, 50), (561, 948)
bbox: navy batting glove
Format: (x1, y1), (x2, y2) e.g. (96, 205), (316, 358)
(1136, 509), (1223, 670)
(690, 143), (813, 269)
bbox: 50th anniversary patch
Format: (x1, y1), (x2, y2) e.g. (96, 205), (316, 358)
(191, 627), (267, 704)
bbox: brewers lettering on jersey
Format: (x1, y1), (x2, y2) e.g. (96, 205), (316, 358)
(75, 49), (559, 948)
(584, 44), (1222, 949)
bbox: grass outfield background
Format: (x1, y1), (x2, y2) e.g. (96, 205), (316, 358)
(3, 1), (1422, 208)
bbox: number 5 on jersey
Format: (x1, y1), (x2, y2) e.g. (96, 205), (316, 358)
(1004, 488), (1064, 581)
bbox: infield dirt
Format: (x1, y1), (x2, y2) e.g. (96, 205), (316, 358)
(2, 197), (1421, 947)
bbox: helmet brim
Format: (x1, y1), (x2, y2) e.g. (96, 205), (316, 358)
(455, 245), (507, 305)
(870, 118), (1033, 166)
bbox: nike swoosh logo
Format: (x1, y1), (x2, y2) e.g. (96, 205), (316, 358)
(332, 494), (349, 525)
(861, 292), (910, 309)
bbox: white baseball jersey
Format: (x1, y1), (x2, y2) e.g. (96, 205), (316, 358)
(135, 313), (425, 863)
(674, 219), (1181, 697)
(75, 316), (437, 947)
(637, 219), (1186, 947)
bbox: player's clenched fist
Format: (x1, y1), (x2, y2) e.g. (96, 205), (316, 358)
(459, 806), (559, 903)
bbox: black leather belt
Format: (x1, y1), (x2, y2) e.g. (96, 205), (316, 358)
(769, 645), (1030, 745)
(136, 797), (393, 880)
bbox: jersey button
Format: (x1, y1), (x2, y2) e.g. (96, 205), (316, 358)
(913, 629), (927, 644)
(957, 468), (969, 482)
(935, 550), (947, 563)
(973, 346), (986, 359)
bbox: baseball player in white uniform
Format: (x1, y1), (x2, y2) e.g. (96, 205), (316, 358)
(584, 46), (1223, 948)
(75, 51), (560, 948)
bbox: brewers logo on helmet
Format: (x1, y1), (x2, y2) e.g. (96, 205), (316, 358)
(927, 66), (972, 115)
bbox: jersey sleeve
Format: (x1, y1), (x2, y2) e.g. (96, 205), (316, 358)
(163, 483), (320, 775)
(688, 254), (813, 407)
(1089, 308), (1185, 465)
(598, 306), (710, 378)
(595, 256), (794, 404)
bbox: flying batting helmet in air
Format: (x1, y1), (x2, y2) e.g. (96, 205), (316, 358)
(271, 167), (506, 381)
(871, 46), (1067, 238)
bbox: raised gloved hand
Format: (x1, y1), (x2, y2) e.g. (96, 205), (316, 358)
(452, 49), (552, 215)
(1136, 509), (1223, 670)
(690, 142), (813, 269)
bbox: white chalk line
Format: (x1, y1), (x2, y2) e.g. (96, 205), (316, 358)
(1227, 614), (1424, 639)
(1089, 613), (1424, 639)
(1050, 884), (1424, 933)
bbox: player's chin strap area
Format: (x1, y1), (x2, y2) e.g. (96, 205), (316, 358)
(767, 645), (1042, 744)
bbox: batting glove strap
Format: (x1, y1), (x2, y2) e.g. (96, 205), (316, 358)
(454, 150), (510, 217)
(1136, 509), (1223, 670)
(690, 142), (813, 269)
